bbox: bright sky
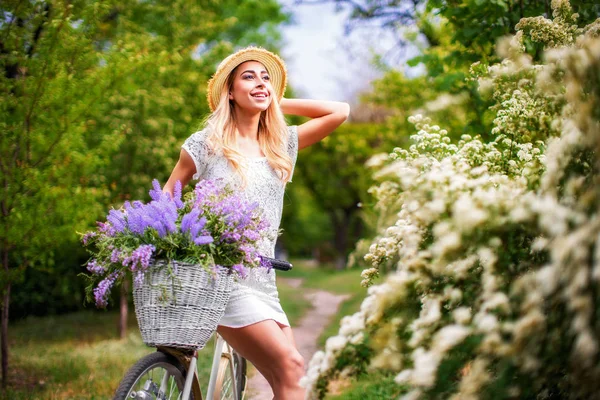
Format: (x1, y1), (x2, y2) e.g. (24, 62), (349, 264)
(279, 1), (381, 103)
(278, 1), (425, 104)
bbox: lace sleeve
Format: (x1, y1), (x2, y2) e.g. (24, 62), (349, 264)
(181, 129), (212, 180)
(287, 125), (299, 182)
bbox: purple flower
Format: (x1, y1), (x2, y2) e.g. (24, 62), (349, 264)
(257, 219), (270, 231)
(86, 259), (106, 275)
(107, 209), (126, 233)
(243, 229), (260, 241)
(182, 210), (213, 245)
(149, 179), (183, 209)
(123, 244), (155, 287)
(222, 231), (241, 243)
(93, 271), (122, 307)
(239, 243), (262, 266)
(149, 179), (169, 202)
(82, 232), (96, 245)
(232, 263), (248, 279)
(110, 249), (121, 263)
(97, 221), (116, 236)
(194, 235), (214, 245)
(84, 178), (272, 308)
(181, 208), (199, 233)
(193, 179), (225, 206)
(123, 194), (178, 238)
(259, 255), (273, 272)
(173, 180), (184, 209)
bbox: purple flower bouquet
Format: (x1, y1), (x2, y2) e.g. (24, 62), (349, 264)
(80, 179), (271, 308)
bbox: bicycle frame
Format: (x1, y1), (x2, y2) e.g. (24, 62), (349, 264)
(176, 332), (239, 400)
(207, 333), (239, 399)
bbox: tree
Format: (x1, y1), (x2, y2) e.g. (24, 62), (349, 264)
(1, 0), (288, 385)
(289, 122), (407, 269)
(301, 0), (600, 138)
(0, 0), (127, 385)
(299, 0), (600, 57)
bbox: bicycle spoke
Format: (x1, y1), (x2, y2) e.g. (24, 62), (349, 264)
(221, 375), (232, 399)
(160, 371), (171, 396)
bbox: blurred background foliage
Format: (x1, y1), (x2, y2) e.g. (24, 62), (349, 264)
(2, 0), (288, 319)
(300, 1), (600, 398)
(3, 0), (599, 318)
(2, 0), (599, 394)
(1, 0), (289, 386)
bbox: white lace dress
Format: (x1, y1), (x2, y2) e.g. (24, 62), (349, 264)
(181, 125), (298, 328)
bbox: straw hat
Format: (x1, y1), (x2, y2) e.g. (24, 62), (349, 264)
(206, 46), (287, 112)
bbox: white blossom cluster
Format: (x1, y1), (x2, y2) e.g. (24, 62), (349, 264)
(302, 2), (600, 399)
(302, 115), (546, 398)
(515, 0), (582, 49)
(360, 116), (545, 281)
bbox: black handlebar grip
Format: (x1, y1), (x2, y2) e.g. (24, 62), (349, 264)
(261, 256), (293, 271)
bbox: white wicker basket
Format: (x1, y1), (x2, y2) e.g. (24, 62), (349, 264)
(133, 260), (233, 350)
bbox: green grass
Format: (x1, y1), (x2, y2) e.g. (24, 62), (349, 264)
(285, 259), (366, 295)
(278, 277), (313, 325)
(4, 310), (218, 399)
(2, 263), (367, 399)
(326, 372), (406, 399)
(3, 278), (313, 399)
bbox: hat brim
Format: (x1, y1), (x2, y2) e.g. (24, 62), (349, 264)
(207, 47), (287, 112)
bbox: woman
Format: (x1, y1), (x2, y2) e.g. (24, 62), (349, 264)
(163, 46), (349, 399)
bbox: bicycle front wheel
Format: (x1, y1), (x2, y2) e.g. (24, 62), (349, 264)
(113, 351), (193, 400)
(213, 351), (247, 400)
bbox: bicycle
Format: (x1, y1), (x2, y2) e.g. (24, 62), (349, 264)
(113, 257), (293, 400)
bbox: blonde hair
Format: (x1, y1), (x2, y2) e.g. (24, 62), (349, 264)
(202, 64), (293, 187)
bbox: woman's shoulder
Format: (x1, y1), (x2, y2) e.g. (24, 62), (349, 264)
(184, 126), (213, 147)
(187, 127), (210, 141)
(181, 127), (219, 180)
(182, 127), (215, 157)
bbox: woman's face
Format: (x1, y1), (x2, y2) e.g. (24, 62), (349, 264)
(228, 60), (273, 113)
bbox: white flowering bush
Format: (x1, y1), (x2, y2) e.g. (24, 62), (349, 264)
(302, 1), (600, 399)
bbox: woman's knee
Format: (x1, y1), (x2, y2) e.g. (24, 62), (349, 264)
(276, 348), (305, 384)
(293, 351), (305, 372)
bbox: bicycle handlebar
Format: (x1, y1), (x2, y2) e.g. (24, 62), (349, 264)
(261, 256), (293, 271)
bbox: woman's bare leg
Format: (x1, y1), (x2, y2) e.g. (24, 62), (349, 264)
(217, 320), (305, 399)
(279, 324), (297, 348)
(249, 360), (276, 389)
(246, 323), (300, 392)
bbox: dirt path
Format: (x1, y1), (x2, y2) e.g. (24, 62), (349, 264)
(246, 278), (350, 400)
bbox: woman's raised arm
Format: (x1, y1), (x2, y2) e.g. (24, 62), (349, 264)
(280, 98), (350, 150)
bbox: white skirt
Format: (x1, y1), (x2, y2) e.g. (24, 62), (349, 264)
(218, 268), (290, 328)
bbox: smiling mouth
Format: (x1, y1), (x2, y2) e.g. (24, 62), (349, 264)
(251, 93), (268, 98)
